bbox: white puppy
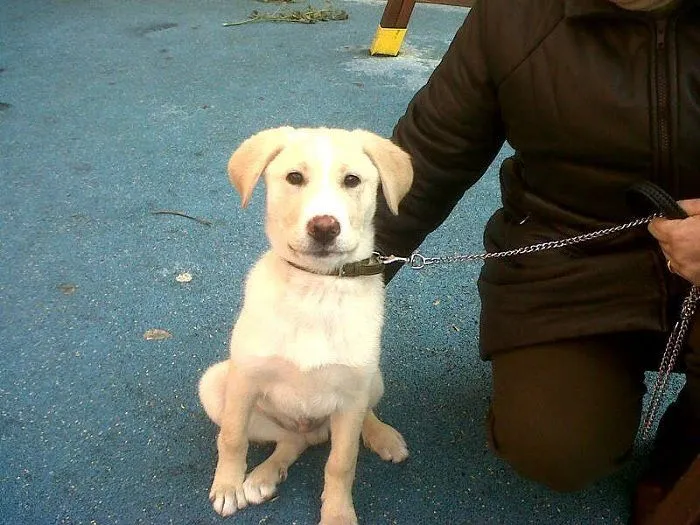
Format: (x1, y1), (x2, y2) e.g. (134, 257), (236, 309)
(199, 127), (413, 524)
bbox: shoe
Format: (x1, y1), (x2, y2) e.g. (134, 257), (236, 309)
(629, 455), (700, 525)
(628, 478), (669, 525)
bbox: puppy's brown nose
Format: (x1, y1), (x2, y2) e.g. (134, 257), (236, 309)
(306, 215), (341, 244)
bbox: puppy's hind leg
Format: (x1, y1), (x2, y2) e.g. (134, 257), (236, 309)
(243, 413), (309, 505)
(198, 360), (229, 426)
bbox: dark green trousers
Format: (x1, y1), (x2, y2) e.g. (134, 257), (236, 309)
(488, 323), (700, 492)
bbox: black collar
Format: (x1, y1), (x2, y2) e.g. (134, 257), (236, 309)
(285, 253), (385, 278)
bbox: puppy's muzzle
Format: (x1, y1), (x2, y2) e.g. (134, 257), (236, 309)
(306, 215), (341, 245)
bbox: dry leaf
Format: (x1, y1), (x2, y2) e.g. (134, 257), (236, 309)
(58, 283), (78, 295)
(143, 328), (172, 341)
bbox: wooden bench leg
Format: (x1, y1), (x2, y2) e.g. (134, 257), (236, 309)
(369, 0), (416, 56)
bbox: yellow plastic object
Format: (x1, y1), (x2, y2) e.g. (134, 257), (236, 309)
(369, 26), (408, 56)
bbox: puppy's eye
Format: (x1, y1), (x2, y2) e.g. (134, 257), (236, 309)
(343, 174), (361, 188)
(286, 171), (305, 186)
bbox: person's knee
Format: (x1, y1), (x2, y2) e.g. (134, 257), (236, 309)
(487, 408), (634, 492)
(496, 441), (614, 493)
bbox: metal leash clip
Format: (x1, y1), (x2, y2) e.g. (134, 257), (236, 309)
(375, 253), (409, 265)
(376, 252), (431, 269)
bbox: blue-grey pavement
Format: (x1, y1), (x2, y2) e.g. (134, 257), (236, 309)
(1, 1), (680, 523)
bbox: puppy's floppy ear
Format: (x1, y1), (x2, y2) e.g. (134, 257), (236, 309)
(354, 130), (413, 215)
(227, 126), (294, 207)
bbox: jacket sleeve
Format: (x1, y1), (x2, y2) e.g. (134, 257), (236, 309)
(375, 1), (505, 281)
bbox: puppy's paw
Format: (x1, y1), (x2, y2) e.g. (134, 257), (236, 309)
(362, 421), (408, 463)
(209, 475), (247, 517)
(242, 462), (287, 504)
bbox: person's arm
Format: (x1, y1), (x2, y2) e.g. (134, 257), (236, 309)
(375, 1), (505, 282)
(648, 199), (700, 286)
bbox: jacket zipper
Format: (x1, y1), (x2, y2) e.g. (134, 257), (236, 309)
(652, 18), (672, 332)
(654, 18), (671, 189)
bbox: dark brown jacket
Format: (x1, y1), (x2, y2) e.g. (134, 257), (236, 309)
(375, 0), (700, 356)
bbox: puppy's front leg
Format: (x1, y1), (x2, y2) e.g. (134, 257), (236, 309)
(319, 405), (366, 525)
(209, 363), (256, 517)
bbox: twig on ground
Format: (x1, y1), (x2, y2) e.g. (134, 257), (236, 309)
(151, 210), (213, 226)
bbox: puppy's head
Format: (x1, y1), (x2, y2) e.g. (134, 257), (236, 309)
(228, 127), (413, 271)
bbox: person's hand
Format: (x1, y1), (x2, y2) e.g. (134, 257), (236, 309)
(648, 199), (700, 286)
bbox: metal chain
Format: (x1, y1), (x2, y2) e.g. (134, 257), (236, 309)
(641, 286), (700, 441)
(377, 213), (699, 443)
(377, 215), (656, 269)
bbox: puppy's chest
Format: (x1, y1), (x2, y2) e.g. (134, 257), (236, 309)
(255, 360), (366, 421)
(278, 286), (369, 338)
(240, 267), (384, 369)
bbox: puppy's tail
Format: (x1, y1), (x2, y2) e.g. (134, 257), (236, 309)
(198, 361), (229, 426)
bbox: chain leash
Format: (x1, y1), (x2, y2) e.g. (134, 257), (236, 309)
(376, 215), (657, 269)
(376, 213), (700, 442)
(641, 286), (700, 441)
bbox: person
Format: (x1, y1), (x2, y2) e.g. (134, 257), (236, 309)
(373, 0), (700, 522)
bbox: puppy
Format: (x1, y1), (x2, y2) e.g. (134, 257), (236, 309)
(198, 127), (413, 524)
